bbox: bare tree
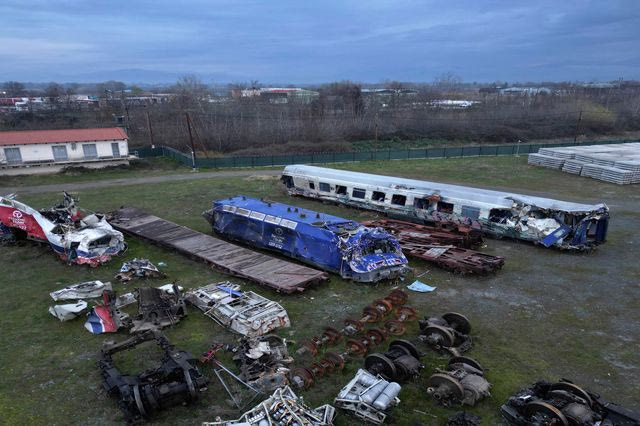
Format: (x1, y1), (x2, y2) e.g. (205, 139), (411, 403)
(3, 81), (25, 97)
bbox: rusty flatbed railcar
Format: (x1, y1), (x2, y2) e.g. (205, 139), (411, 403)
(363, 218), (504, 274)
(109, 208), (328, 293)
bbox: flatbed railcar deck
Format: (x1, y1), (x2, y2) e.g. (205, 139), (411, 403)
(109, 208), (328, 293)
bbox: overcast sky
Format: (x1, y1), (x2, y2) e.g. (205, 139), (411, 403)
(1, 0), (639, 84)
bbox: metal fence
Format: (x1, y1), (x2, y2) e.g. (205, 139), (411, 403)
(134, 139), (637, 169)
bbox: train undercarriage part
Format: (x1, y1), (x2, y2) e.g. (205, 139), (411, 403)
(231, 335), (293, 393)
(364, 340), (423, 382)
(500, 379), (640, 426)
(334, 368), (402, 425)
(99, 331), (208, 421)
(419, 312), (472, 356)
(130, 284), (187, 333)
(426, 356), (491, 407)
(290, 328), (390, 390)
(204, 386), (336, 426)
(296, 289), (409, 356)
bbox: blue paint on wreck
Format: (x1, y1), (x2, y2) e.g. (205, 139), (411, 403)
(210, 196), (409, 282)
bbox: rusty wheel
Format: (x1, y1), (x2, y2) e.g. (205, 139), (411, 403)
(449, 356), (483, 373)
(387, 289), (408, 305)
(524, 401), (569, 426)
(549, 382), (593, 407)
(362, 305), (383, 323)
(442, 312), (471, 334)
(389, 339), (420, 360)
(309, 362), (326, 378)
(427, 373), (465, 402)
(367, 328), (387, 345)
(319, 357), (336, 373)
(323, 352), (345, 371)
(372, 298), (393, 314)
(346, 338), (368, 356)
(422, 325), (455, 348)
(290, 367), (315, 389)
(322, 327), (343, 344)
(384, 320), (407, 336)
(299, 340), (318, 356)
(395, 306), (417, 321)
(343, 318), (364, 334)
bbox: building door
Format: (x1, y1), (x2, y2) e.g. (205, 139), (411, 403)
(111, 142), (120, 158)
(82, 144), (98, 159)
(52, 145), (68, 162)
(4, 148), (22, 165)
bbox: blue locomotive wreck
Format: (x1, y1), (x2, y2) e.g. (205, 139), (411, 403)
(206, 196), (409, 283)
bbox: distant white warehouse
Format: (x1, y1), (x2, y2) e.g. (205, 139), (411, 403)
(0, 127), (132, 175)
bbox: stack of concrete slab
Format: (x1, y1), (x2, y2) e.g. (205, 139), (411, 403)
(527, 153), (565, 169)
(528, 142), (640, 184)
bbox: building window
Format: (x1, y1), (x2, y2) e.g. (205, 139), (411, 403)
(319, 182), (331, 192)
(111, 142), (121, 158)
(414, 198), (428, 209)
(309, 182), (315, 190)
(52, 145), (68, 162)
(82, 144), (98, 159)
(461, 205), (480, 220)
(372, 191), (386, 202)
(437, 201), (454, 214)
(4, 147), (22, 165)
(352, 188), (366, 199)
(391, 194), (407, 206)
(336, 185), (347, 195)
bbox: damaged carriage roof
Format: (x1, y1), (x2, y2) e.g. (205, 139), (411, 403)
(220, 196), (360, 228)
(284, 165), (608, 213)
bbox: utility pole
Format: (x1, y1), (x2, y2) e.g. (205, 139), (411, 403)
(146, 110), (155, 148)
(186, 112), (197, 170)
(573, 110), (583, 142)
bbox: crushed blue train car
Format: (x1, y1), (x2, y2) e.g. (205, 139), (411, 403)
(205, 196), (410, 283)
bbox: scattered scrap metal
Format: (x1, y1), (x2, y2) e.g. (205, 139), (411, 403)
(204, 386), (336, 426)
(85, 290), (132, 334)
(50, 280), (112, 301)
(0, 192), (126, 266)
(130, 284), (187, 333)
(426, 356), (491, 407)
(419, 312), (473, 356)
(500, 379), (640, 425)
(116, 258), (165, 282)
(99, 330), (208, 421)
(231, 335), (293, 393)
(185, 282), (290, 337)
(445, 412), (482, 426)
(334, 368), (402, 425)
(364, 219), (505, 275)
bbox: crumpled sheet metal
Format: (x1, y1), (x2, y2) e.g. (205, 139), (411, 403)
(116, 258), (165, 282)
(50, 280), (112, 301)
(49, 300), (88, 321)
(204, 386), (335, 425)
(185, 282), (290, 337)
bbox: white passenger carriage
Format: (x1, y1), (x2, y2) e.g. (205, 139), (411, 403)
(281, 165), (609, 250)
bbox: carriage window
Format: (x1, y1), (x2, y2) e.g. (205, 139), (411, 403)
(336, 185), (347, 195)
(309, 182), (315, 190)
(391, 194), (406, 206)
(437, 201), (454, 214)
(414, 198), (429, 209)
(461, 205), (480, 220)
(319, 182), (331, 192)
(372, 191), (386, 202)
(352, 188), (366, 199)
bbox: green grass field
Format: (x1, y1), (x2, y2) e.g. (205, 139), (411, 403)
(1, 156), (638, 425)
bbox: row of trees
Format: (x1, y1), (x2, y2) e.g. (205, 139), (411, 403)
(2, 77), (640, 155)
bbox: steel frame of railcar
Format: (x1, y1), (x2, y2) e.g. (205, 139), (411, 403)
(280, 165), (609, 250)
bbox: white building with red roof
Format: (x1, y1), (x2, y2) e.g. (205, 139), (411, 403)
(0, 127), (131, 175)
